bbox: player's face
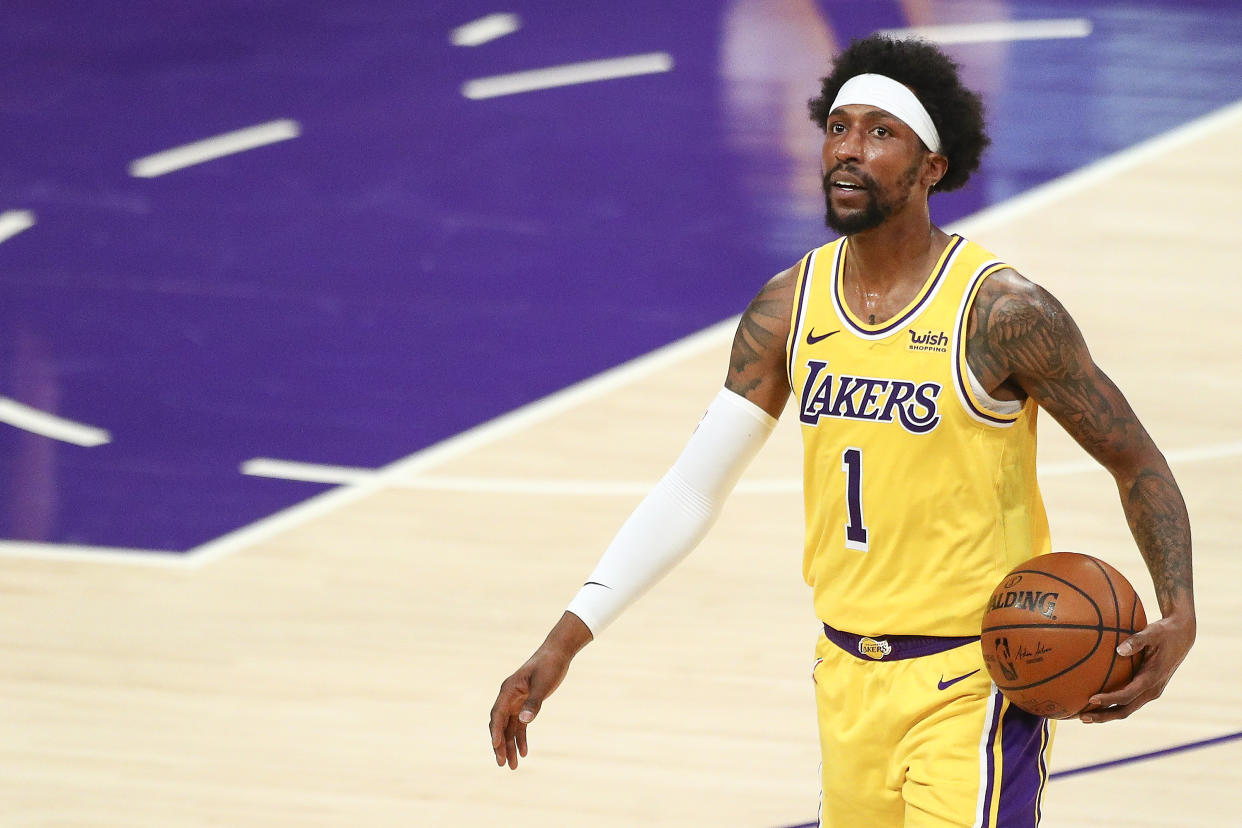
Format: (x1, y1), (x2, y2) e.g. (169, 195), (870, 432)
(821, 104), (928, 236)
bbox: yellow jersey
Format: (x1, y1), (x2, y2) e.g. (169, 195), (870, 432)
(786, 235), (1051, 636)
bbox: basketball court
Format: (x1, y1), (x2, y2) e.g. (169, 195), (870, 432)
(1, 2), (1239, 825)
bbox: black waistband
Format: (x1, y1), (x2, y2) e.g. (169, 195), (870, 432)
(822, 622), (979, 662)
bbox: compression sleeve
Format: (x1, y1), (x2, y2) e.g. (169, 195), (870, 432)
(565, 387), (778, 635)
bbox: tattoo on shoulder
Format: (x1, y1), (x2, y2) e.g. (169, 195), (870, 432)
(726, 272), (793, 396)
(965, 280), (1013, 392)
(970, 276), (1072, 382)
(967, 275), (1067, 393)
(972, 275), (1131, 453)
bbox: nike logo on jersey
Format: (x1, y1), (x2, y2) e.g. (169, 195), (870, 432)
(584, 581), (612, 589)
(937, 669), (981, 690)
(806, 329), (839, 345)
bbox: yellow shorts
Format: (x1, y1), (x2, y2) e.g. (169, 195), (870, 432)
(812, 625), (1054, 827)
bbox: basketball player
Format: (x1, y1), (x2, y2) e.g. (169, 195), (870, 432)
(489, 35), (1196, 826)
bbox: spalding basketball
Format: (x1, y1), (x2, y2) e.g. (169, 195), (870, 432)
(980, 552), (1146, 719)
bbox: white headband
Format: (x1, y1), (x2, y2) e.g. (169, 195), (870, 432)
(829, 73), (942, 153)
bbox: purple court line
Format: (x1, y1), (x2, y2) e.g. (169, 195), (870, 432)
(774, 730), (1242, 828)
(1045, 729), (1242, 780)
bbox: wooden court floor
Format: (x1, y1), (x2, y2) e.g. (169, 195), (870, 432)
(2, 105), (1240, 827)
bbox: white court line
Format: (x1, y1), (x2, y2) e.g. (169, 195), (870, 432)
(242, 440), (1242, 496)
(462, 53), (673, 100)
(0, 397), (110, 446)
(451, 13), (521, 47)
(878, 18), (1092, 45)
(243, 460), (657, 495)
(402, 476), (653, 495)
(0, 210), (36, 244)
(241, 458), (376, 485)
(128, 119), (301, 178)
(0, 541), (188, 568)
(4, 99), (1240, 568)
(952, 97), (1242, 238)
(1037, 440), (1242, 478)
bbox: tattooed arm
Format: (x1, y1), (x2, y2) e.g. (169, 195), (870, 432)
(966, 270), (1196, 722)
(724, 264), (798, 418)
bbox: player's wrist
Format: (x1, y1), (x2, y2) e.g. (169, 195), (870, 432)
(542, 610), (594, 658)
(1154, 591), (1196, 625)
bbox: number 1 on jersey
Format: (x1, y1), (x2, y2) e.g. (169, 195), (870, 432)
(841, 447), (869, 551)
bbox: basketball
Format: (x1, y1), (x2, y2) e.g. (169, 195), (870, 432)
(980, 552), (1146, 719)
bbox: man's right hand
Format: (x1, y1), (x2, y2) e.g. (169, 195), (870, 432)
(489, 611), (592, 769)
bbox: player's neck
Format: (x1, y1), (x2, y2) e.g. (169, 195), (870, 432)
(844, 210), (950, 295)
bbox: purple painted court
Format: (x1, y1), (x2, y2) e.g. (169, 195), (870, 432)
(4, 0), (1238, 554)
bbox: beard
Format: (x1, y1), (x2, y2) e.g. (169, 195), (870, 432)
(822, 160), (922, 236)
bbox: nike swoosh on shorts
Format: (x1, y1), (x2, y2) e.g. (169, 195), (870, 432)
(937, 669), (981, 690)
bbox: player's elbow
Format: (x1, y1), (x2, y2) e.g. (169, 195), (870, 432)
(1097, 439), (1172, 491)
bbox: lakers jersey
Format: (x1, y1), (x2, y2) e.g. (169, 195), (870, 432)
(787, 235), (1051, 636)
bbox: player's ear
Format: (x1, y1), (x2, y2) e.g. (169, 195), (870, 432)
(923, 152), (948, 190)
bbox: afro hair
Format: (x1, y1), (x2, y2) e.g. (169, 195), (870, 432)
(808, 35), (989, 192)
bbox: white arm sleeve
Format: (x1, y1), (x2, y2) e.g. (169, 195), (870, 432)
(565, 387), (778, 635)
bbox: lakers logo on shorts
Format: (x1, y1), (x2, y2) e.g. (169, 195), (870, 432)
(858, 637), (892, 659)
